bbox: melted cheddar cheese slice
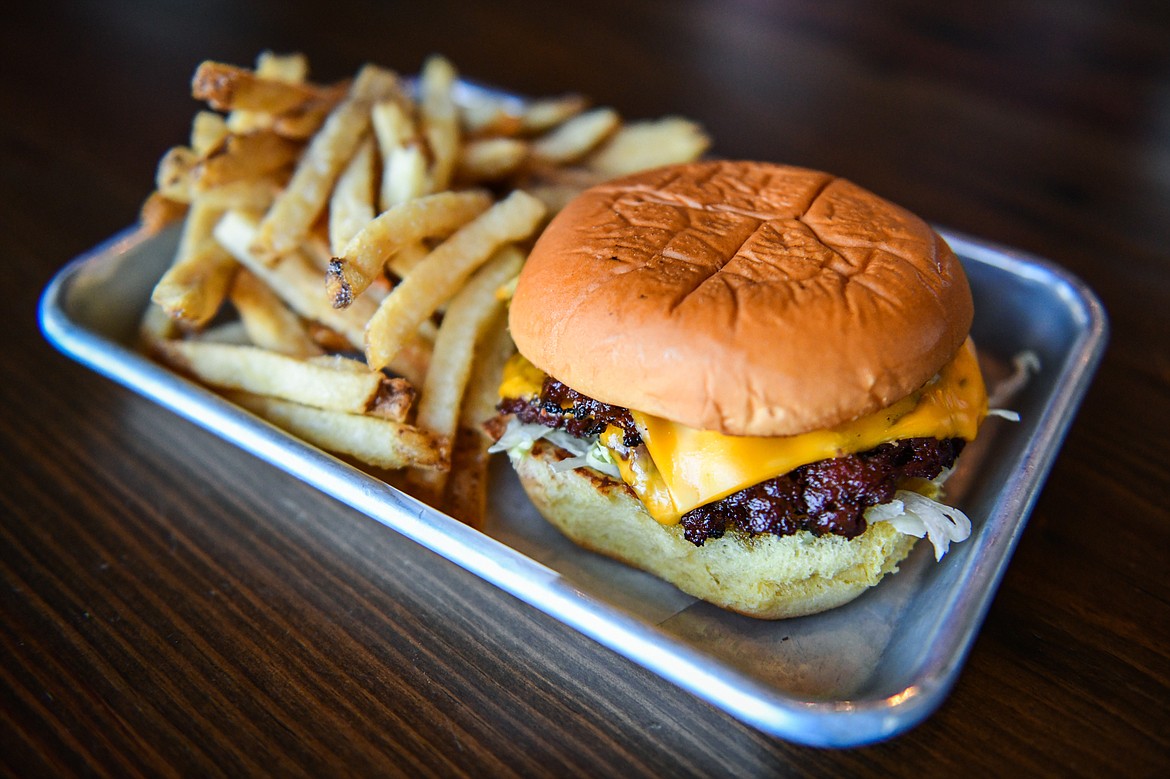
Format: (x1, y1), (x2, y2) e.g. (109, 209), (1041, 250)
(500, 339), (988, 525)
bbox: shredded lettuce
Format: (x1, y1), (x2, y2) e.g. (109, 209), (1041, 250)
(487, 417), (622, 480)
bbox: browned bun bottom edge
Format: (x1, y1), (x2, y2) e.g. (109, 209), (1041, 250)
(513, 441), (918, 620)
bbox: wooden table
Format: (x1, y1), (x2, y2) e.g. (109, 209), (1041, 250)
(5, 1), (1168, 774)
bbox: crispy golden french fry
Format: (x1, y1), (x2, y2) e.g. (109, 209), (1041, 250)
(194, 176), (285, 212)
(227, 390), (447, 470)
(251, 65), (399, 262)
(193, 320), (251, 345)
(519, 94), (590, 133)
(443, 426), (491, 526)
(227, 51), (310, 134)
(384, 143), (429, 208)
(456, 137), (528, 182)
(216, 210), (376, 345)
(192, 60), (324, 114)
(229, 268), (321, 357)
(155, 339), (392, 414)
(460, 97), (523, 137)
(191, 111), (229, 156)
(155, 146), (198, 202)
(371, 99), (413, 147)
(151, 200), (236, 326)
(215, 210), (431, 385)
(360, 374), (421, 421)
(529, 107), (620, 164)
(268, 81), (350, 140)
(358, 371), (416, 422)
(326, 190), (492, 307)
(372, 100), (427, 209)
(409, 247), (523, 500)
(193, 131), (301, 191)
(385, 240), (430, 280)
(139, 301), (180, 347)
(459, 93), (587, 137)
(139, 191), (188, 235)
(419, 55), (460, 193)
(459, 308), (515, 433)
(305, 321), (354, 353)
(364, 190), (546, 372)
(328, 137), (376, 255)
(586, 117), (710, 177)
(415, 248), (523, 439)
(441, 305), (515, 525)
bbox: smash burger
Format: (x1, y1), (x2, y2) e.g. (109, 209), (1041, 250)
(489, 161), (988, 619)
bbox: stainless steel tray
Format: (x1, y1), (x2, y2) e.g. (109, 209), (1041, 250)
(39, 223), (1107, 747)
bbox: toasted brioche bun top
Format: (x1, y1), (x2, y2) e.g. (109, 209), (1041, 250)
(509, 160), (974, 437)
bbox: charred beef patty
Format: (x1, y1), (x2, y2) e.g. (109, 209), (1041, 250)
(498, 375), (643, 446)
(679, 437), (963, 544)
(497, 381), (963, 546)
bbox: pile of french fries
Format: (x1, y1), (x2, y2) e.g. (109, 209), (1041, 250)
(139, 51), (709, 525)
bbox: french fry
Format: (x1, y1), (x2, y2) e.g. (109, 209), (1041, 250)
(328, 137), (376, 254)
(383, 143), (428, 209)
(191, 111), (230, 156)
(458, 308), (516, 434)
(519, 94), (590, 133)
(351, 368), (416, 422)
(193, 176), (285, 212)
(442, 306), (514, 525)
(372, 100), (427, 209)
(409, 247), (524, 499)
(229, 268), (321, 357)
(268, 81), (351, 140)
(194, 320), (251, 345)
(139, 191), (188, 235)
(460, 93), (587, 137)
(154, 339), (396, 415)
(443, 426), (492, 526)
(193, 131), (301, 192)
(151, 200), (236, 326)
(586, 116), (710, 177)
(142, 50), (714, 521)
(227, 390), (447, 470)
(419, 55), (460, 193)
(456, 137), (528, 182)
(155, 146), (198, 202)
(385, 240), (430, 280)
(364, 189), (546, 372)
(371, 99), (413, 148)
(529, 107), (620, 164)
(251, 65), (399, 262)
(139, 301), (180, 347)
(215, 210), (431, 385)
(227, 51), (310, 134)
(326, 190), (492, 307)
(191, 60), (325, 114)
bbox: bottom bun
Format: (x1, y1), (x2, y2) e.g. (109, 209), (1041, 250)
(513, 440), (919, 619)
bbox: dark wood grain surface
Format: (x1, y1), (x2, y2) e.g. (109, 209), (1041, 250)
(4, 0), (1169, 775)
